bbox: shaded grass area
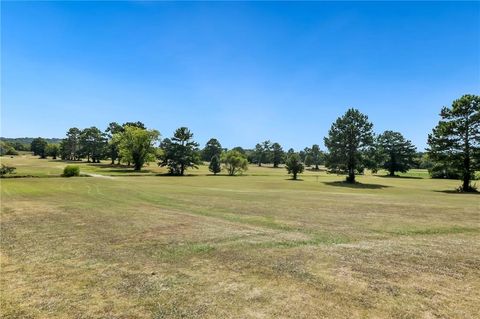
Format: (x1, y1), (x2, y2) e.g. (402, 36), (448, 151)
(1, 156), (480, 318)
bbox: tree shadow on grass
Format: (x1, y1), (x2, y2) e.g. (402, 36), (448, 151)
(376, 175), (423, 180)
(106, 169), (152, 173)
(323, 181), (390, 189)
(284, 178), (304, 181)
(434, 189), (479, 195)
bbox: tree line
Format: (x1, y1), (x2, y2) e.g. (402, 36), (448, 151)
(10, 94), (479, 191)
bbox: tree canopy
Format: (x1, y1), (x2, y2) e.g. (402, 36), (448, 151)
(31, 137), (48, 158)
(208, 154), (222, 175)
(376, 131), (417, 176)
(159, 127), (201, 176)
(113, 126), (160, 171)
(221, 150), (248, 176)
(202, 138), (222, 162)
(428, 94), (479, 191)
(271, 142), (284, 168)
(324, 108), (374, 183)
(285, 153), (304, 180)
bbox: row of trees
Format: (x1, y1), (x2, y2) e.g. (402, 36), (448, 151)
(25, 94), (478, 191)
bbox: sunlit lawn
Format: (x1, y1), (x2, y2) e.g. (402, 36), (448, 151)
(1, 155), (479, 318)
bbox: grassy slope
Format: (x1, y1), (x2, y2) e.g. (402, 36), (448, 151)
(1, 155), (479, 318)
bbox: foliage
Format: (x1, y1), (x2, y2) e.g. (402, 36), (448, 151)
(0, 164), (16, 177)
(202, 138), (223, 162)
(429, 163), (462, 179)
(62, 165), (80, 177)
(324, 108), (374, 183)
(105, 122), (124, 164)
(427, 94), (480, 191)
(60, 128), (82, 160)
(46, 144), (60, 159)
(30, 137), (48, 158)
(253, 141), (272, 166)
(0, 141), (19, 156)
(231, 146), (246, 155)
(376, 131), (417, 176)
(304, 144), (323, 170)
(114, 126), (160, 171)
(271, 142), (284, 168)
(285, 153), (304, 180)
(417, 152), (434, 170)
(159, 127), (200, 175)
(208, 154), (222, 175)
(221, 150), (248, 176)
(80, 127), (107, 163)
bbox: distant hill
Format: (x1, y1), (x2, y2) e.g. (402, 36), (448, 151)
(0, 137), (63, 145)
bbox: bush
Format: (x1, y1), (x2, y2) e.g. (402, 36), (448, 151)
(63, 165), (80, 177)
(0, 164), (16, 177)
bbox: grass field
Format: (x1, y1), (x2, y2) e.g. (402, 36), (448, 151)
(1, 155), (479, 318)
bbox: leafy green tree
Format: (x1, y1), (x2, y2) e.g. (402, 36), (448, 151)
(221, 150), (248, 176)
(123, 121), (146, 129)
(232, 146), (246, 155)
(114, 126), (160, 171)
(307, 144), (323, 170)
(46, 144), (60, 159)
(302, 147), (311, 166)
(285, 153), (304, 180)
(324, 108), (374, 183)
(202, 138), (222, 162)
(376, 131), (417, 176)
(271, 142), (284, 168)
(209, 154), (222, 175)
(253, 140), (271, 166)
(61, 127), (82, 160)
(427, 94), (480, 191)
(106, 122), (124, 164)
(30, 137), (48, 158)
(0, 141), (18, 156)
(80, 127), (107, 163)
(159, 127), (200, 175)
(0, 164), (16, 177)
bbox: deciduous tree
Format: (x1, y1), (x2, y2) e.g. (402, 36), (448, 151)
(221, 150), (248, 176)
(114, 126), (160, 171)
(30, 137), (48, 158)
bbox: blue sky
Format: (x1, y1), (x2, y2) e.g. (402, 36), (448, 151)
(2, 1), (479, 150)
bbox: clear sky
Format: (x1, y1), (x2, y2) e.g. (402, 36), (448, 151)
(2, 1), (479, 150)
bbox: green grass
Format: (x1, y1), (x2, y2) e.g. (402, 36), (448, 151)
(1, 155), (479, 318)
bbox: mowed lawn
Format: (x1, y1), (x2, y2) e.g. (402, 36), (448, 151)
(1, 156), (479, 318)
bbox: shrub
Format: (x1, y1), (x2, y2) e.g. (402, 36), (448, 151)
(63, 165), (80, 177)
(0, 164), (16, 177)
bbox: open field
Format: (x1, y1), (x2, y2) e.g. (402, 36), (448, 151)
(1, 155), (479, 318)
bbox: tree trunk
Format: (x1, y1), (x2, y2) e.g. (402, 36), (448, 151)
(134, 162), (141, 171)
(463, 175), (470, 191)
(347, 168), (355, 183)
(315, 164), (319, 170)
(389, 169), (395, 177)
(463, 147), (471, 191)
(293, 172), (297, 180)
